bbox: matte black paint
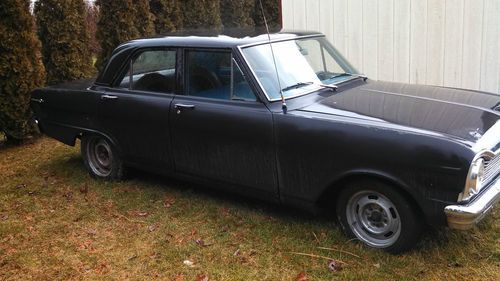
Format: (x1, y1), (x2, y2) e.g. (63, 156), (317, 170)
(31, 31), (500, 227)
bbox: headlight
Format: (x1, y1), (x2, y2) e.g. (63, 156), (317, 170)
(459, 158), (485, 202)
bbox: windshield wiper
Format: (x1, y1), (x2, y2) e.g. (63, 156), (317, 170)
(282, 81), (338, 93)
(329, 73), (368, 81)
(281, 82), (314, 92)
(328, 73), (352, 79)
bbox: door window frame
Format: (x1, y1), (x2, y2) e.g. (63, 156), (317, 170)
(180, 47), (263, 104)
(111, 47), (180, 96)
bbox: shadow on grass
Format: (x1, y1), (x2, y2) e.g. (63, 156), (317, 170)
(37, 150), (497, 256)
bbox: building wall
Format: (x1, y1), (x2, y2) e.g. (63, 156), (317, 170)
(282, 0), (500, 94)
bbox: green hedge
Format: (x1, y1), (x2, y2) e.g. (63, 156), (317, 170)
(182, 0), (222, 31)
(150, 0), (183, 34)
(220, 0), (255, 29)
(0, 0), (45, 141)
(35, 0), (94, 85)
(254, 0), (281, 30)
(133, 0), (155, 37)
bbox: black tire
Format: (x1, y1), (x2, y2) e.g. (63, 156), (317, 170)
(81, 134), (125, 180)
(336, 180), (422, 254)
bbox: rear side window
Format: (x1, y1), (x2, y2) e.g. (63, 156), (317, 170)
(185, 50), (257, 101)
(118, 50), (177, 93)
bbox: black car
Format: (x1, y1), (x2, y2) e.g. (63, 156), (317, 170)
(31, 31), (500, 253)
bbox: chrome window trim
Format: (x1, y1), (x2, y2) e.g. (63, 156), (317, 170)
(238, 34), (325, 49)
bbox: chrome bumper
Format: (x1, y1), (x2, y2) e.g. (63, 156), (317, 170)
(445, 177), (500, 230)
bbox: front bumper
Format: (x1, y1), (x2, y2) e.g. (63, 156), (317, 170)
(445, 177), (500, 230)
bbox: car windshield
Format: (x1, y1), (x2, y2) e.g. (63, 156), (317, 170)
(241, 37), (359, 101)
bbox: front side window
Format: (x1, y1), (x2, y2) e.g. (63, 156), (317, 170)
(241, 37), (358, 101)
(185, 50), (256, 101)
(119, 49), (176, 93)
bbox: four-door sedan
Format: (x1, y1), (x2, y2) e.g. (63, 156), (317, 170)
(31, 31), (500, 253)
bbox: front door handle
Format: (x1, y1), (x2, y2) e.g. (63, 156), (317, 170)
(174, 103), (195, 114)
(101, 94), (118, 100)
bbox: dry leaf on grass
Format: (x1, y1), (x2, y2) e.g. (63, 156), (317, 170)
(196, 274), (209, 281)
(327, 259), (343, 272)
(163, 196), (175, 208)
(183, 260), (194, 267)
(136, 211), (149, 217)
(295, 271), (309, 281)
(172, 273), (185, 281)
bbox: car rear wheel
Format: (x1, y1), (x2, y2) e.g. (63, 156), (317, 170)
(81, 135), (124, 180)
(336, 180), (422, 253)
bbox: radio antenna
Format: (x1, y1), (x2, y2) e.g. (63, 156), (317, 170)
(258, 0), (287, 114)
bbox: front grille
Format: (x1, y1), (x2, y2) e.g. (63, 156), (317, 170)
(483, 152), (500, 185)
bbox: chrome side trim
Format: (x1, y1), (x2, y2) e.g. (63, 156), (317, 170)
(473, 120), (500, 154)
(31, 98), (44, 104)
(445, 176), (500, 230)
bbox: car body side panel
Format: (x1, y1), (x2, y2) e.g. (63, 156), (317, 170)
(169, 95), (278, 198)
(274, 110), (476, 225)
(31, 83), (101, 145)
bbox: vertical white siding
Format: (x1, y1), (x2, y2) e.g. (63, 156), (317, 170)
(282, 0), (500, 94)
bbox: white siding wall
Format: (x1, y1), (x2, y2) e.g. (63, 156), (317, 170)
(282, 0), (500, 94)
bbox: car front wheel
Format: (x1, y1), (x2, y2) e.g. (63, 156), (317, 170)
(81, 134), (124, 180)
(336, 180), (422, 253)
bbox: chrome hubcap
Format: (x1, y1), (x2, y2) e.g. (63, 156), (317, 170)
(86, 137), (113, 177)
(346, 191), (401, 248)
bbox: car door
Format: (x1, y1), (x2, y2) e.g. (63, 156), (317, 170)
(98, 48), (178, 171)
(170, 48), (278, 197)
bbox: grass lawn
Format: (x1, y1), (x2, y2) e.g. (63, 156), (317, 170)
(0, 137), (498, 280)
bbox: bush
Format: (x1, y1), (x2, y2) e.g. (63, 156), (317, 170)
(220, 0), (255, 29)
(95, 0), (139, 70)
(35, 0), (94, 85)
(254, 0), (281, 31)
(150, 0), (183, 34)
(182, 0), (222, 32)
(133, 0), (155, 37)
(0, 0), (45, 141)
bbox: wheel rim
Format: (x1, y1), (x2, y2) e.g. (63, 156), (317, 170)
(86, 137), (113, 177)
(346, 190), (401, 248)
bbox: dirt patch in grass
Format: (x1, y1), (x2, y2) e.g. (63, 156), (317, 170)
(0, 137), (499, 280)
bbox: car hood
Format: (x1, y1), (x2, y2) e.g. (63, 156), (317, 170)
(297, 81), (500, 143)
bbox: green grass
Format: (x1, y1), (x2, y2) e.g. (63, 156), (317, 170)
(0, 137), (499, 280)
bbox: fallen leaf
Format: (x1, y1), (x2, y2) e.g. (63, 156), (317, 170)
(373, 263), (380, 269)
(327, 259), (343, 272)
(183, 260), (194, 267)
(137, 211), (149, 217)
(163, 196), (175, 208)
(172, 273), (185, 281)
(87, 228), (97, 237)
(63, 192), (73, 201)
(79, 184), (89, 194)
(233, 249), (240, 256)
(295, 271), (309, 281)
(148, 225), (156, 232)
(196, 274), (209, 281)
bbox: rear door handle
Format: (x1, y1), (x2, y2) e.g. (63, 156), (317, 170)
(101, 94), (118, 100)
(174, 103), (195, 114)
